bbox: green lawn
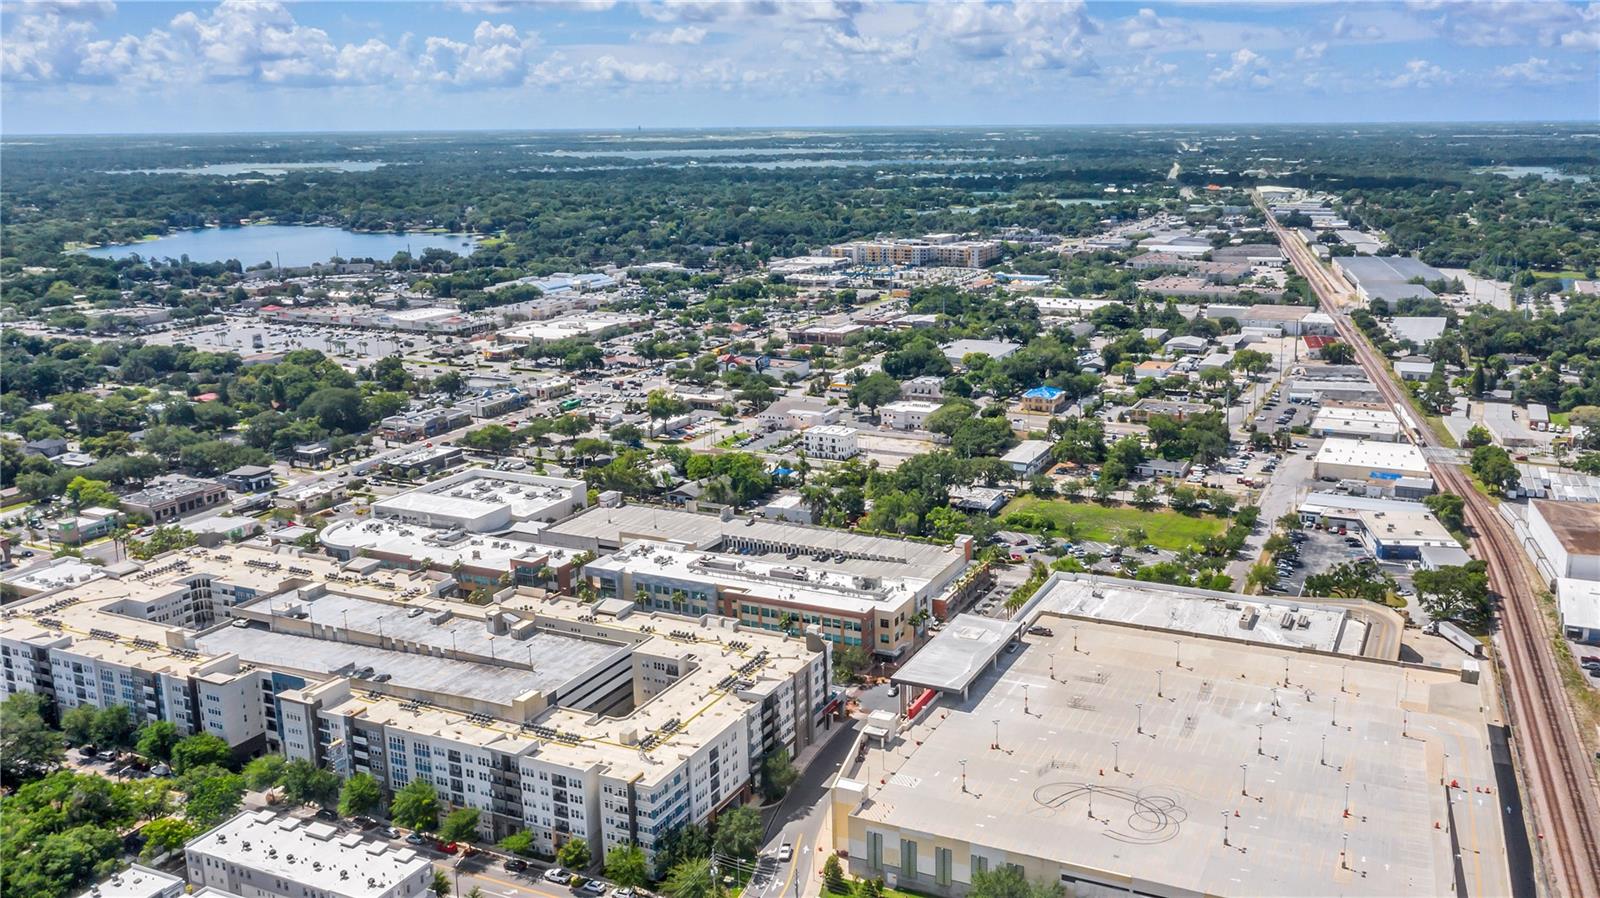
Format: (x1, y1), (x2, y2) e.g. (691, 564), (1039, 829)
(1550, 412), (1571, 427)
(999, 496), (1225, 551)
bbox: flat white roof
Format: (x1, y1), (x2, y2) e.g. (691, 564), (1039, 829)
(187, 811), (431, 898)
(74, 864), (183, 898)
(1559, 578), (1600, 630)
(1314, 438), (1430, 475)
(1000, 440), (1054, 465)
(892, 613), (1018, 693)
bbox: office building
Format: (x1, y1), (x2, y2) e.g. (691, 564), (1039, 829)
(999, 440), (1054, 478)
(222, 465), (276, 493)
(1309, 407), (1403, 442)
(71, 865), (185, 898)
(881, 401), (943, 431)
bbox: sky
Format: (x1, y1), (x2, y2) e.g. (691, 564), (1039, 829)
(1, 0), (1597, 134)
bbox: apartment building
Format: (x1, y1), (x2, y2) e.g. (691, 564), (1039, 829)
(829, 234), (1001, 268)
(803, 425), (860, 461)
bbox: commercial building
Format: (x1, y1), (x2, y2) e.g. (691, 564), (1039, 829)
(179, 513), (264, 548)
(881, 400), (943, 432)
(1127, 398), (1213, 423)
(999, 440), (1053, 478)
(1018, 385), (1067, 414)
(376, 406), (471, 442)
(1309, 407), (1403, 442)
(222, 465), (276, 493)
(942, 339), (1021, 365)
(121, 475), (228, 524)
(1295, 492), (1457, 560)
(1528, 500), (1600, 581)
(1203, 303), (1334, 336)
(1389, 316), (1448, 345)
(500, 312), (649, 346)
(1313, 439), (1434, 495)
(804, 425), (860, 461)
(275, 480), (347, 514)
(758, 397), (840, 431)
(789, 322), (866, 346)
(2, 540), (832, 863)
(51, 506), (124, 545)
(831, 581), (1505, 898)
(372, 469), (587, 532)
(186, 810), (433, 898)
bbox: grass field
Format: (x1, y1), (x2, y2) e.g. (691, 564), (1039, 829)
(999, 496), (1225, 551)
(1551, 412), (1571, 427)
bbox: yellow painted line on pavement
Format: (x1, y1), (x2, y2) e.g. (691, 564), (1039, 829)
(776, 836), (807, 898)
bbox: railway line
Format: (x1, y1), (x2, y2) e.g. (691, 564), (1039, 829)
(1257, 193), (1600, 897)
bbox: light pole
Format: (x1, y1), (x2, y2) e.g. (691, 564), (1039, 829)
(1112, 740), (1120, 773)
(1023, 684), (1030, 715)
(1050, 652), (1056, 680)
(960, 759), (968, 793)
(1136, 703), (1144, 735)
(1240, 763), (1248, 797)
(1156, 669), (1163, 699)
(992, 719), (1000, 750)
(1320, 734), (1327, 767)
(1173, 639), (1182, 669)
(1072, 627), (1080, 653)
(1221, 810), (1230, 847)
(1256, 723), (1264, 756)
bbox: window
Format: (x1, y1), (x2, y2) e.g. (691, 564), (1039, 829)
(900, 839), (917, 880)
(935, 848), (952, 887)
(868, 832), (882, 870)
(970, 855), (988, 877)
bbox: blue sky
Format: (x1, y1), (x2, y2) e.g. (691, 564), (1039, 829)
(2, 1), (1596, 133)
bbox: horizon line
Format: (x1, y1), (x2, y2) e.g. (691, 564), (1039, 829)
(2, 118), (1595, 140)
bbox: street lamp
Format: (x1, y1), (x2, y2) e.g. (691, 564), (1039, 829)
(992, 719), (1000, 750)
(1136, 703), (1144, 735)
(1240, 763), (1248, 797)
(959, 758), (968, 793)
(1112, 740), (1120, 773)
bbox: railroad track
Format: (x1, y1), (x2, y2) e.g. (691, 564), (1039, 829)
(1256, 193), (1600, 896)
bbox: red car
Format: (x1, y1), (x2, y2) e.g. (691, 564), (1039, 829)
(435, 841), (458, 854)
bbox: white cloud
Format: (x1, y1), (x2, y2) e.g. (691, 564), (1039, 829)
(1413, 0), (1600, 48)
(1209, 48), (1272, 89)
(1385, 58), (1453, 89)
(1494, 55), (1587, 85)
(1330, 14), (1384, 42)
(935, 0), (1098, 73)
(645, 26), (707, 46)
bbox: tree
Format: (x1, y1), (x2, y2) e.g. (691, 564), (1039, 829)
(1414, 561), (1493, 625)
(557, 837), (591, 870)
(279, 759), (339, 807)
(65, 475), (119, 512)
(136, 721), (181, 762)
(238, 757), (291, 795)
(1423, 493), (1466, 534)
(847, 371), (901, 414)
(831, 643), (868, 682)
(184, 772), (245, 825)
(338, 772), (383, 817)
(91, 706), (137, 749)
(439, 807), (481, 842)
(499, 830), (535, 856)
(761, 749), (799, 800)
(169, 733), (231, 775)
(1470, 444), (1518, 494)
(140, 816), (200, 860)
(1320, 342), (1356, 365)
(663, 857), (720, 898)
(1304, 561), (1395, 602)
(969, 866), (1063, 898)
(460, 424), (517, 455)
(646, 390), (691, 420)
(431, 869), (452, 896)
(391, 779), (440, 832)
(63, 705), (98, 746)
(0, 693), (65, 783)
(712, 805), (761, 859)
(1463, 424), (1494, 448)
(822, 854), (846, 895)
(654, 823), (711, 874)
(606, 845), (650, 889)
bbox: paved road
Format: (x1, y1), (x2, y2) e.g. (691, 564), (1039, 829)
(748, 718), (863, 898)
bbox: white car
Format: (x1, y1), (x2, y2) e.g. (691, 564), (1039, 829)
(545, 868), (571, 884)
(778, 843), (794, 862)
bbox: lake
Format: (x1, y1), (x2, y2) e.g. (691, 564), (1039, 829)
(105, 161), (387, 176)
(1481, 165), (1592, 183)
(81, 225), (479, 267)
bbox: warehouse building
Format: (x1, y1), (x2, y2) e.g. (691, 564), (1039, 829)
(1309, 407), (1403, 442)
(1528, 500), (1600, 581)
(1313, 439), (1433, 495)
(1558, 578), (1600, 645)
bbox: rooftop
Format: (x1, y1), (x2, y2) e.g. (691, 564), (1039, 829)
(1532, 500), (1600, 555)
(847, 617), (1506, 898)
(73, 864), (183, 898)
(187, 810), (431, 898)
(1313, 438), (1431, 475)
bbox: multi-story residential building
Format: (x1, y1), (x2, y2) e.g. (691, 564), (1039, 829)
(186, 810), (432, 898)
(880, 400), (943, 431)
(803, 425), (859, 461)
(2, 540), (831, 865)
(829, 235), (1001, 268)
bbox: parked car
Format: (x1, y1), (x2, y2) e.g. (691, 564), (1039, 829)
(150, 763), (171, 777)
(580, 879), (609, 896)
(504, 858), (529, 873)
(406, 833), (427, 846)
(1027, 626), (1054, 637)
(545, 868), (572, 884)
(383, 827), (400, 839)
(316, 808), (339, 822)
